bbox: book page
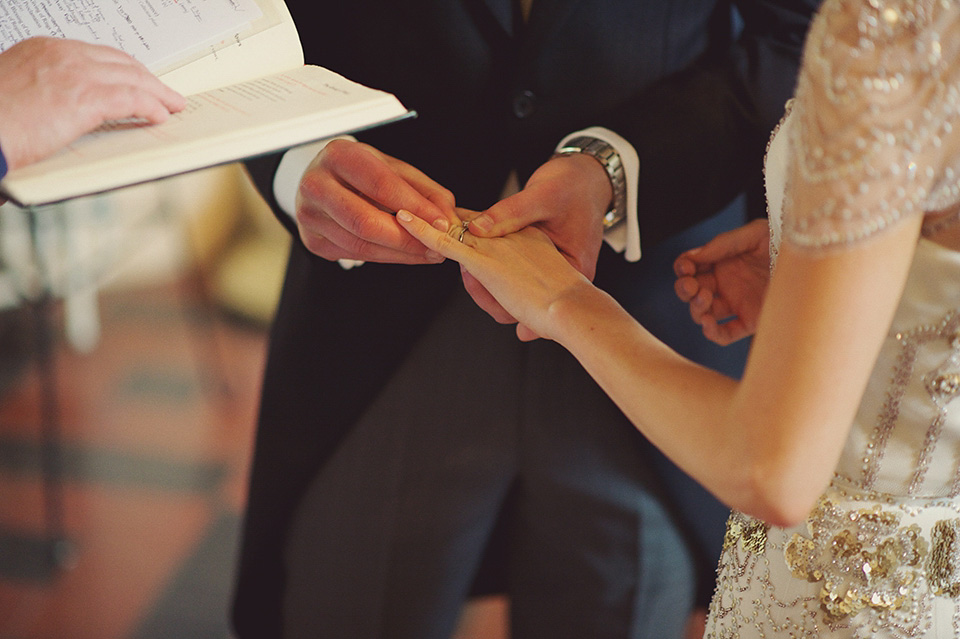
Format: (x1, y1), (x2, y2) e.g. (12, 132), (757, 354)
(79, 68), (392, 157)
(156, 0), (302, 95)
(0, 0), (263, 72)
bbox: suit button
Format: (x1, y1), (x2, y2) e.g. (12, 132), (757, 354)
(512, 90), (536, 119)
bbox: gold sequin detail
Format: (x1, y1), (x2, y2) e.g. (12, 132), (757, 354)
(783, 500), (929, 623)
(723, 512), (770, 555)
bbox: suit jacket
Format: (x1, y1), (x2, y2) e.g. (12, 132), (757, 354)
(234, 1), (818, 636)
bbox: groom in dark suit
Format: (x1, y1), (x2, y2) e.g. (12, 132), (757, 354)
(233, 1), (818, 637)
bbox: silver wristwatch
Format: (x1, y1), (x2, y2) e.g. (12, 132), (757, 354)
(554, 136), (627, 230)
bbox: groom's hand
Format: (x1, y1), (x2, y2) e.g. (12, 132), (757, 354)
(296, 139), (459, 264)
(461, 154), (611, 340)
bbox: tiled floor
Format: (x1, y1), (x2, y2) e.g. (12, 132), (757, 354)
(0, 269), (515, 639)
(0, 276), (266, 639)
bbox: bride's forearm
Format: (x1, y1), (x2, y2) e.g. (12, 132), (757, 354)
(549, 288), (736, 465)
(546, 287), (802, 524)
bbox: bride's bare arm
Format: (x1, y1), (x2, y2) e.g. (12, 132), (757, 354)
(397, 209), (921, 527)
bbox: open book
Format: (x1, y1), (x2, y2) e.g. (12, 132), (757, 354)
(0, 0), (413, 207)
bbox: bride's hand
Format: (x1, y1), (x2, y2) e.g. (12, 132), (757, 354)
(396, 209), (593, 341)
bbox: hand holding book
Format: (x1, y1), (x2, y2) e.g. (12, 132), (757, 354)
(0, 37), (185, 179)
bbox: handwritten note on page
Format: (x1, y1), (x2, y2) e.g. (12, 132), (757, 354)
(0, 0), (263, 71)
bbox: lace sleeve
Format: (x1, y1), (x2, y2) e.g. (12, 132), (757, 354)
(782, 0), (960, 250)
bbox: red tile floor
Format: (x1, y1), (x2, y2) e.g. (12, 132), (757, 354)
(0, 276), (509, 639)
(0, 277), (265, 639)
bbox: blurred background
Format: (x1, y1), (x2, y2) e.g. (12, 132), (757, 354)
(0, 165), (510, 639)
(0, 164), (290, 639)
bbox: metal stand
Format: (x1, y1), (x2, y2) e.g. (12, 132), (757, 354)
(26, 205), (75, 571)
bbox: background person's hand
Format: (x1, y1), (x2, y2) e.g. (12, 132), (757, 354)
(295, 139), (459, 264)
(673, 218), (771, 345)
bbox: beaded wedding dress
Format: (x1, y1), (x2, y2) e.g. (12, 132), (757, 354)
(704, 0), (960, 637)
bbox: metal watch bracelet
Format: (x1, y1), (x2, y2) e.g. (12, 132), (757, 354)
(553, 136), (626, 230)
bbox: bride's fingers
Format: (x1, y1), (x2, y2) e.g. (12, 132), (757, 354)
(396, 209), (474, 263)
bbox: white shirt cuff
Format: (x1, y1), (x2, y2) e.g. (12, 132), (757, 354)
(272, 136), (363, 269)
(557, 126), (641, 262)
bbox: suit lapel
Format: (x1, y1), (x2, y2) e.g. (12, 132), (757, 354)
(524, 0), (585, 50)
(460, 0), (587, 56)
(466, 0), (584, 39)
(462, 0), (513, 36)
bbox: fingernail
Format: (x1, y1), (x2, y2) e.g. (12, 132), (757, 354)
(469, 214), (492, 234)
(433, 218), (449, 232)
(397, 210), (413, 222)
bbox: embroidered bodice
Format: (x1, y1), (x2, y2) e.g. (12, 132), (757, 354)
(705, 1), (960, 637)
